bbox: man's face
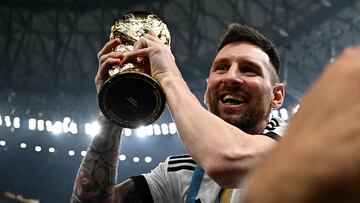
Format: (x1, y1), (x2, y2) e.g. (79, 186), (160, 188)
(205, 42), (276, 134)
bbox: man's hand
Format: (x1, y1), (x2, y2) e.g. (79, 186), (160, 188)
(120, 30), (181, 86)
(95, 38), (125, 93)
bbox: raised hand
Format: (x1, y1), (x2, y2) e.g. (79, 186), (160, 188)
(120, 30), (181, 86)
(95, 38), (125, 93)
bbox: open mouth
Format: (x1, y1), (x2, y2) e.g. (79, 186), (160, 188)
(221, 94), (246, 105)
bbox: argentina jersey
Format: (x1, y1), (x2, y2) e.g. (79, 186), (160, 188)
(132, 116), (287, 203)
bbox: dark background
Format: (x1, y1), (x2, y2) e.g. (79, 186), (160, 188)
(1, 0), (360, 202)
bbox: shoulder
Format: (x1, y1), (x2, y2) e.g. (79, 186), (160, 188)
(262, 116), (288, 140)
(134, 154), (197, 202)
(141, 154), (197, 184)
(141, 154), (196, 182)
(266, 116), (287, 130)
(167, 154), (197, 172)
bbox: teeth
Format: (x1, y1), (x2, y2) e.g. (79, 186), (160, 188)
(222, 95), (245, 103)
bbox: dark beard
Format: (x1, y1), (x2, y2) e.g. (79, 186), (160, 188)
(211, 106), (265, 134)
(229, 111), (264, 134)
(208, 91), (269, 134)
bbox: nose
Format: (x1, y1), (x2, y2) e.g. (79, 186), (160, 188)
(222, 64), (243, 85)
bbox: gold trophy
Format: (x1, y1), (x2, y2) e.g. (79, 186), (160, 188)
(98, 11), (171, 128)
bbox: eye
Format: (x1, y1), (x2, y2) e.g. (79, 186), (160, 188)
(241, 66), (259, 76)
(213, 64), (228, 73)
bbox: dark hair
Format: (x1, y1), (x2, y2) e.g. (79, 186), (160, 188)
(217, 23), (281, 82)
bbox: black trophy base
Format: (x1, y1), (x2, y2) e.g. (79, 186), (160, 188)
(98, 71), (166, 128)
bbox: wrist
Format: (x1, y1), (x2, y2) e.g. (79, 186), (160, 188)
(159, 73), (184, 90)
(97, 113), (123, 135)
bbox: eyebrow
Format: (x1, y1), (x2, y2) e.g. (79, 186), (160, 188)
(239, 60), (263, 70)
(212, 57), (229, 66)
(213, 55), (264, 69)
(236, 55), (264, 68)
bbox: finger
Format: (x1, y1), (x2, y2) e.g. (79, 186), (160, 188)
(121, 48), (152, 65)
(96, 58), (119, 90)
(98, 57), (122, 79)
(99, 51), (124, 65)
(148, 29), (157, 37)
(133, 36), (162, 51)
(97, 38), (121, 60)
(133, 37), (149, 51)
(144, 30), (162, 42)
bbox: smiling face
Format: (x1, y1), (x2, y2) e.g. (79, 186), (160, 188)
(205, 42), (282, 134)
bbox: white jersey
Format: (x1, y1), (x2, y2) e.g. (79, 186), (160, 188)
(131, 116), (287, 203)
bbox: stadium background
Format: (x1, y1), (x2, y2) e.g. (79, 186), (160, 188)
(1, 0), (360, 202)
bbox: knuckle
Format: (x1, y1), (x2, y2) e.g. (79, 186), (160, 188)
(97, 51), (102, 59)
(102, 59), (111, 68)
(98, 54), (106, 64)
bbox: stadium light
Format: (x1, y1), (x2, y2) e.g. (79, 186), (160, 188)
(49, 147), (55, 153)
(153, 124), (161, 136)
(5, 116), (11, 127)
(169, 123), (177, 134)
(34, 145), (42, 152)
(13, 117), (20, 129)
(84, 121), (100, 137)
(29, 118), (36, 130)
(37, 119), (45, 131)
(20, 142), (27, 149)
(62, 122), (69, 134)
(136, 125), (153, 137)
(81, 151), (87, 157)
(124, 128), (132, 136)
(63, 117), (71, 124)
(68, 150), (75, 156)
(52, 121), (63, 135)
(144, 156), (152, 163)
(272, 109), (279, 117)
(293, 104), (300, 114)
(69, 122), (78, 134)
(133, 156), (140, 163)
(0, 113), (182, 137)
(161, 123), (169, 135)
(119, 154), (126, 161)
(280, 108), (289, 120)
(136, 126), (146, 138)
(45, 120), (52, 132)
(0, 140), (6, 146)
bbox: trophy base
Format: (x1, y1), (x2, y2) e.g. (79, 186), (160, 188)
(98, 71), (166, 128)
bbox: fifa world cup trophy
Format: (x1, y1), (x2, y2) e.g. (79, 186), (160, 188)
(98, 11), (171, 128)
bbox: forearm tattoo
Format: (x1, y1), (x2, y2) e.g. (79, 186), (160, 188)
(71, 115), (122, 203)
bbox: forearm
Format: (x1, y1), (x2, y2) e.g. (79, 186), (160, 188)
(162, 76), (231, 153)
(71, 114), (123, 203)
(161, 76), (273, 186)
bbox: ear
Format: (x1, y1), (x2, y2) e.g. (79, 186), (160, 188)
(271, 83), (285, 109)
